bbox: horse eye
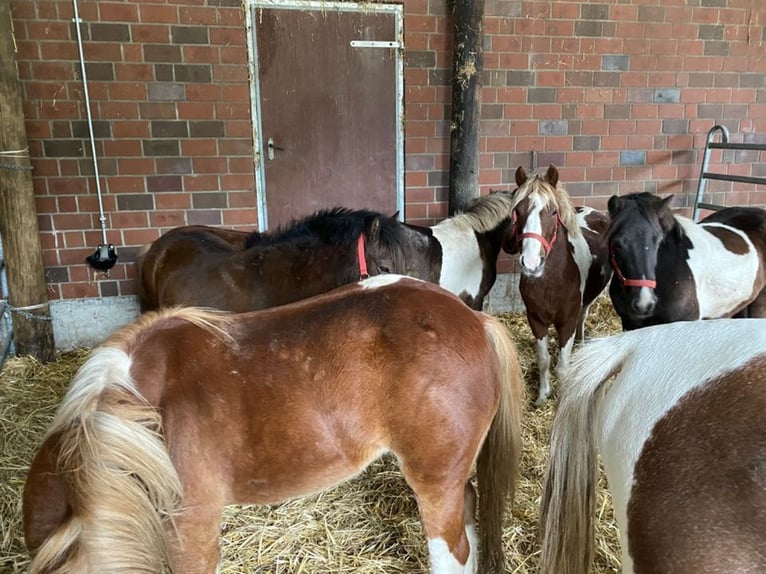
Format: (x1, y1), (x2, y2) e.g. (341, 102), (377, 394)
(379, 265), (391, 273)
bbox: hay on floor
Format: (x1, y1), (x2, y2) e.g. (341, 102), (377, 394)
(0, 297), (622, 573)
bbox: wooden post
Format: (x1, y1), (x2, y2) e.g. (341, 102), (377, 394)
(448, 0), (485, 215)
(0, 2), (56, 362)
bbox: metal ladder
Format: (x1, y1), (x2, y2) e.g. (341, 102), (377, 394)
(692, 124), (766, 221)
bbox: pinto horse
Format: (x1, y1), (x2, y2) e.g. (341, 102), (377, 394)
(606, 193), (766, 330)
(23, 276), (524, 574)
(136, 207), (439, 312)
(539, 318), (766, 574)
(138, 194), (516, 312)
(504, 165), (611, 405)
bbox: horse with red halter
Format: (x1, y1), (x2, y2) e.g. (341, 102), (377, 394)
(138, 194), (516, 312)
(606, 193), (766, 330)
(539, 318), (766, 574)
(503, 165), (611, 405)
(136, 207), (440, 313)
(23, 276), (524, 574)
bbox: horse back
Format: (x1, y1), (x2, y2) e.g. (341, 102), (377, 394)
(128, 277), (506, 504)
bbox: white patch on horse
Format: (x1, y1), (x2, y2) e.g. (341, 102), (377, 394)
(570, 209), (597, 299)
(591, 319), (766, 570)
(518, 196), (546, 273)
(360, 274), (409, 289)
(535, 335), (552, 406)
(430, 222), (483, 300)
(680, 217), (759, 318)
(427, 537), (470, 573)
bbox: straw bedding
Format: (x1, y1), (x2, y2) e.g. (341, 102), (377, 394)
(0, 298), (622, 573)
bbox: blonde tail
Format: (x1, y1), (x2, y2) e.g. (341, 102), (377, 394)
(538, 336), (630, 574)
(476, 313), (524, 573)
(29, 346), (182, 574)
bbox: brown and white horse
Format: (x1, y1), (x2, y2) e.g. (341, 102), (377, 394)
(539, 318), (766, 574)
(23, 276), (523, 574)
(504, 165), (611, 405)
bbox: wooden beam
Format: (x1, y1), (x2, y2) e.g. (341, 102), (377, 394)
(448, 0), (485, 215)
(0, 2), (56, 361)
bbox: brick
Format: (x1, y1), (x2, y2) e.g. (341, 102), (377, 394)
(144, 44), (182, 63)
(188, 210), (223, 226)
(654, 88), (681, 103)
(142, 139), (180, 156)
(662, 119), (689, 134)
(527, 88), (557, 103)
(89, 23), (131, 42)
(156, 157), (193, 174)
(582, 4), (609, 20)
(698, 24), (724, 40)
(620, 150), (646, 166)
(151, 120), (189, 138)
(539, 120), (568, 135)
(174, 64), (212, 83)
(406, 50), (436, 68)
(573, 136), (601, 151)
(147, 82), (185, 101)
(638, 5), (665, 22)
(602, 55), (629, 71)
(171, 25), (209, 44)
(575, 21), (602, 37)
(192, 192), (228, 209)
(154, 64), (174, 82)
(704, 41), (730, 56)
(147, 175), (183, 193)
(43, 139), (85, 157)
(45, 267), (70, 283)
(116, 194), (155, 211)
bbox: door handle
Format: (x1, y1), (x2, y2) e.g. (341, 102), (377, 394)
(267, 137), (284, 160)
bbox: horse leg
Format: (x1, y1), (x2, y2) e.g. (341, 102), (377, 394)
(555, 333), (576, 382)
(403, 472), (475, 574)
(576, 305), (589, 342)
(534, 335), (552, 406)
(462, 482), (478, 574)
(168, 503), (225, 574)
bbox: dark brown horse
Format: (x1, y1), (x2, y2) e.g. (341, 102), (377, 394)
(606, 193), (766, 330)
(138, 194), (517, 313)
(504, 165), (611, 405)
(24, 276), (524, 574)
(540, 318), (766, 574)
(136, 207), (439, 312)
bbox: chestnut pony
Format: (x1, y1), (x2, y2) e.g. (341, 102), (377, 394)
(540, 318), (766, 574)
(23, 276), (523, 574)
(504, 165), (611, 405)
(136, 207), (439, 312)
(606, 193), (766, 330)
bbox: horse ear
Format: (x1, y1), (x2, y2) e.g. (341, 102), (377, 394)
(661, 195), (675, 209)
(515, 166), (528, 187)
(608, 195), (623, 216)
(367, 217), (381, 243)
(544, 164), (559, 187)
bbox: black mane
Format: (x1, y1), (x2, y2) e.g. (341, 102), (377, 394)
(246, 207), (393, 247)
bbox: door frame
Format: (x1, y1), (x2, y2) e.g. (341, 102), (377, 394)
(245, 0), (405, 230)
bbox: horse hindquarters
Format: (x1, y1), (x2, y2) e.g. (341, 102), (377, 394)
(24, 347), (182, 574)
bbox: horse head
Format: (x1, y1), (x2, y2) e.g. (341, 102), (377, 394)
(362, 215), (441, 283)
(507, 165), (574, 278)
(606, 193), (676, 318)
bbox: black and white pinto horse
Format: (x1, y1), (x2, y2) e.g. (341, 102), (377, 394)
(505, 165), (612, 405)
(606, 193), (766, 330)
(539, 318), (766, 574)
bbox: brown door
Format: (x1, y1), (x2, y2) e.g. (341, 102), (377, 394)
(252, 3), (402, 229)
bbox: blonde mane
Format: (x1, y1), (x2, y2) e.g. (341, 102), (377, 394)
(511, 174), (582, 239)
(444, 191), (515, 233)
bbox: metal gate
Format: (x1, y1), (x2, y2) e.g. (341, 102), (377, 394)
(692, 125), (766, 221)
(0, 234), (13, 368)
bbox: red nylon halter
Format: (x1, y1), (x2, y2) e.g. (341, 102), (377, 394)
(609, 245), (657, 289)
(357, 234), (369, 279)
(514, 211), (563, 256)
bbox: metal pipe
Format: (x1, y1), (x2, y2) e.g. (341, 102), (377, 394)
(72, 0), (108, 244)
(692, 125), (728, 222)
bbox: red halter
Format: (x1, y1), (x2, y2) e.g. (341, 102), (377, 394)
(357, 234), (369, 279)
(609, 244), (657, 289)
(514, 211), (563, 256)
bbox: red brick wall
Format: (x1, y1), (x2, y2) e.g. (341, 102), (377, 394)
(8, 0), (766, 302)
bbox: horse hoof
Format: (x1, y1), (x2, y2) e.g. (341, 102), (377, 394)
(534, 396), (549, 407)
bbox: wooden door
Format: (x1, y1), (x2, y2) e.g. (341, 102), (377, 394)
(250, 2), (403, 229)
